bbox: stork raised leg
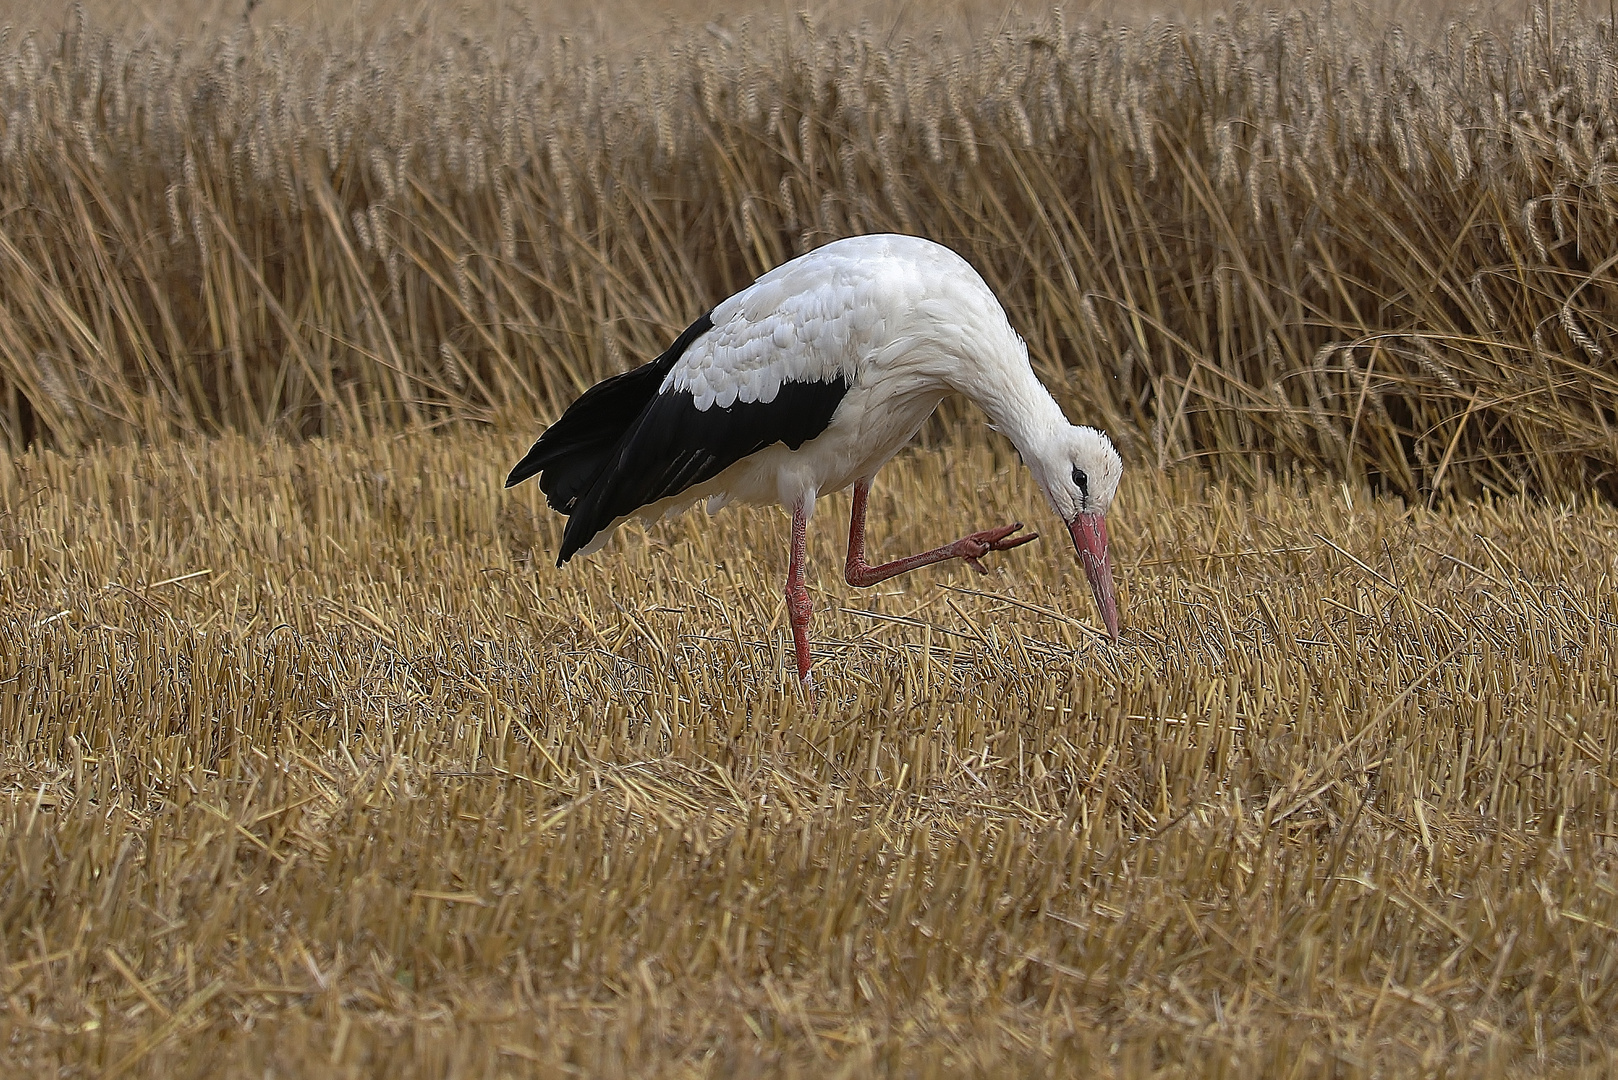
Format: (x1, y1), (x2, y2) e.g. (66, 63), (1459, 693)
(843, 480), (1037, 589)
(780, 480), (1040, 687)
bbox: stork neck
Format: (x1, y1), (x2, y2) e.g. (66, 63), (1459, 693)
(956, 355), (1070, 459)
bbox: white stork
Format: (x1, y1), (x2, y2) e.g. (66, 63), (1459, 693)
(506, 234), (1122, 685)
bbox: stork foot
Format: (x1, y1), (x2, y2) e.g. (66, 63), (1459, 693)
(955, 523), (1039, 573)
(845, 516), (1040, 588)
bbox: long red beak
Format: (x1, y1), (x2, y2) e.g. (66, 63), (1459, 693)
(1068, 512), (1120, 642)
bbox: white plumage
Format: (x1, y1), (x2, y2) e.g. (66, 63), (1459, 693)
(507, 233), (1124, 685)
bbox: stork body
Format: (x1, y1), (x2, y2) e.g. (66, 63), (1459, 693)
(507, 234), (1122, 684)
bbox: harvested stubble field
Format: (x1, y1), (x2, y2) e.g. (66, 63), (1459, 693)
(1, 428), (1615, 1076)
(2, 0), (1618, 1076)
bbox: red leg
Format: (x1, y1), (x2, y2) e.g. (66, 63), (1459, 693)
(844, 479), (1038, 588)
(786, 497), (815, 686)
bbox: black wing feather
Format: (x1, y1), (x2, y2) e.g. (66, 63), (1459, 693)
(505, 312), (715, 507)
(506, 308), (852, 567)
(557, 375), (850, 564)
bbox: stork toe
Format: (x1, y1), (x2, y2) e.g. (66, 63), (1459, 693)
(954, 523), (1039, 572)
(993, 529), (1039, 551)
(967, 523), (1039, 550)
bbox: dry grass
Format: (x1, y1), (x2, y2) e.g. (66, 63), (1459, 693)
(2, 426), (1617, 1076)
(1, 2), (1616, 498)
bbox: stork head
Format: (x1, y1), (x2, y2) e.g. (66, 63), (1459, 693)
(1028, 425), (1123, 642)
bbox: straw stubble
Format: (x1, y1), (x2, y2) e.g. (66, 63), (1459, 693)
(2, 428), (1616, 1075)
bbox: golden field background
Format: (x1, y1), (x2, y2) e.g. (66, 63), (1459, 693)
(0, 0), (1616, 1076)
(0, 0), (1615, 495)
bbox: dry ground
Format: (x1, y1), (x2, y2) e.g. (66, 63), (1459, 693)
(3, 427), (1617, 1076)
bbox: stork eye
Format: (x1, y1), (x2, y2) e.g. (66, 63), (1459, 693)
(1071, 466), (1088, 497)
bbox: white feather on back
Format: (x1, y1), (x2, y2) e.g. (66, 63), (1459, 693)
(660, 236), (958, 411)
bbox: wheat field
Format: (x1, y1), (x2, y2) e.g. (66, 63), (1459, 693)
(2, 1), (1616, 494)
(2, 0), (1618, 1076)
